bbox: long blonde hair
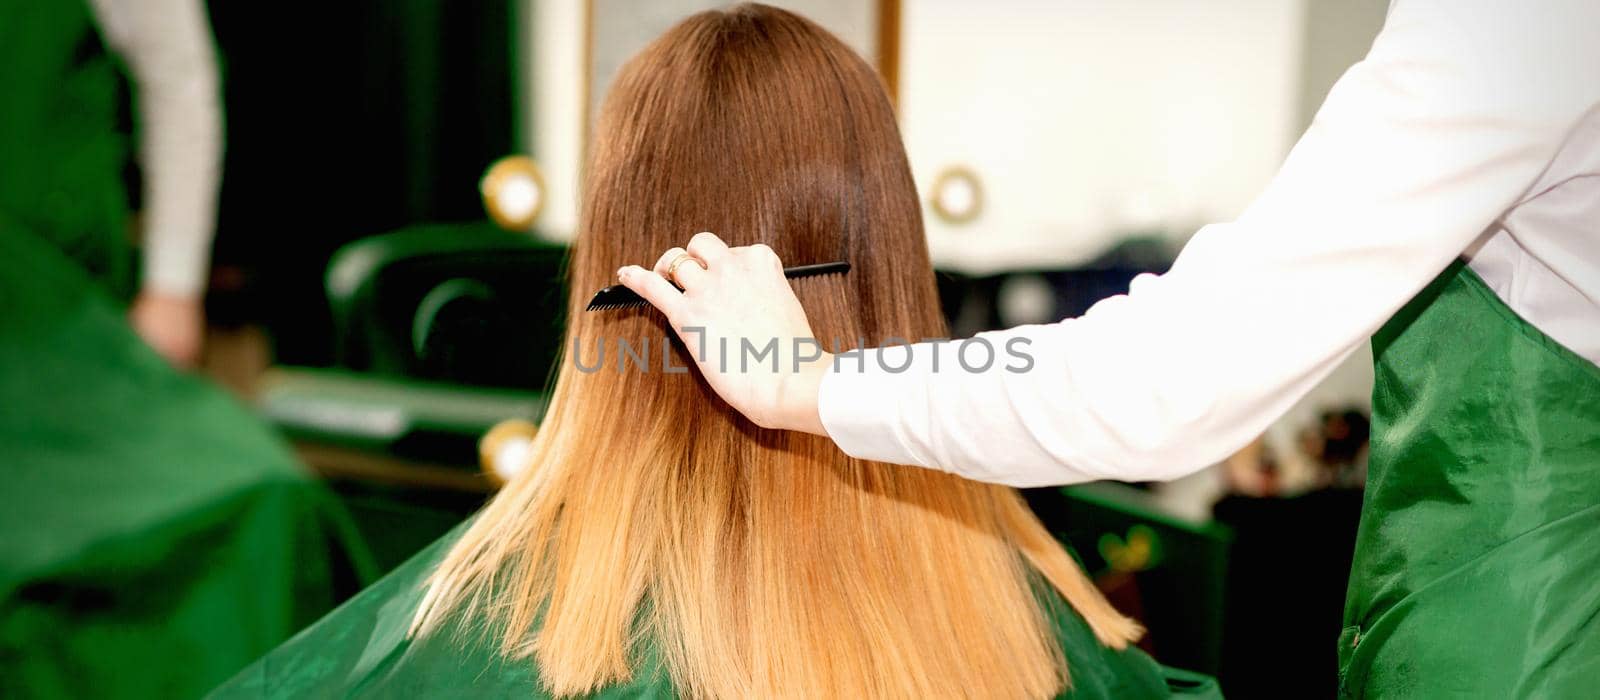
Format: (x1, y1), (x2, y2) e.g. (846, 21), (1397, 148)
(413, 5), (1141, 697)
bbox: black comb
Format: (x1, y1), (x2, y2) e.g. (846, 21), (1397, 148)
(586, 261), (851, 311)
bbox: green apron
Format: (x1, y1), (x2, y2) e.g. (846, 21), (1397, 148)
(0, 0), (133, 297)
(209, 521), (1220, 699)
(1338, 261), (1600, 697)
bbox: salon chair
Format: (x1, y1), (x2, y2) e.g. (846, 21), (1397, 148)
(261, 221), (563, 462)
(257, 222), (565, 568)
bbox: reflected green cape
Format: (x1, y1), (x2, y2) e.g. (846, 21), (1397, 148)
(0, 0), (132, 296)
(0, 228), (376, 698)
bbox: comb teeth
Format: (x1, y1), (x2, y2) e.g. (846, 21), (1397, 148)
(584, 260), (850, 312)
(585, 284), (649, 311)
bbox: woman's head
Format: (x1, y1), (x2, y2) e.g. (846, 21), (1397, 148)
(417, 5), (1140, 698)
(572, 1), (942, 355)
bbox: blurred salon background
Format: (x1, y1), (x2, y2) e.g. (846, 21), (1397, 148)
(3, 1), (1389, 697)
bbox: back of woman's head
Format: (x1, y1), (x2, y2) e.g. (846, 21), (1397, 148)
(416, 5), (1141, 698)
(575, 1), (941, 350)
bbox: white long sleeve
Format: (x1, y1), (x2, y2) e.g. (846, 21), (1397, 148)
(90, 0), (223, 297)
(819, 0), (1600, 487)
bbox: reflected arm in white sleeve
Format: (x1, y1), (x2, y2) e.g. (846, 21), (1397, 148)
(819, 0), (1600, 486)
(91, 0), (223, 297)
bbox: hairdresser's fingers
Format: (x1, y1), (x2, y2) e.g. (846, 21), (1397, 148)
(617, 265), (683, 318)
(672, 257), (710, 290)
(739, 243), (784, 273)
(685, 231), (732, 264)
(652, 247), (690, 278)
(652, 247), (691, 279)
(651, 246), (708, 290)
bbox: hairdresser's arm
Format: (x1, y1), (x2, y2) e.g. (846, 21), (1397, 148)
(91, 0), (223, 366)
(623, 0), (1598, 486)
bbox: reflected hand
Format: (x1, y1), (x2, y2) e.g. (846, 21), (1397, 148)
(130, 291), (204, 368)
(617, 232), (830, 435)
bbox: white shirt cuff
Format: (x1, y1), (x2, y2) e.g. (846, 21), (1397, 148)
(817, 346), (931, 469)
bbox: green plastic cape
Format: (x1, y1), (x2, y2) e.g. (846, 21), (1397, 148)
(212, 520), (1220, 699)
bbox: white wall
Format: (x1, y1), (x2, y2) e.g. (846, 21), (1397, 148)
(899, 0), (1306, 273)
(1297, 0), (1390, 133)
(525, 0), (586, 242)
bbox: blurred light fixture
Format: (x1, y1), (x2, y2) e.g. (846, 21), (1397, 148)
(479, 418), (539, 485)
(481, 155), (547, 231)
(929, 165), (984, 225)
(1099, 524), (1161, 574)
(997, 274), (1056, 325)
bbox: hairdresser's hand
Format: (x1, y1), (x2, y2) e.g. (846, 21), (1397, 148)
(618, 232), (830, 436)
(130, 290), (204, 368)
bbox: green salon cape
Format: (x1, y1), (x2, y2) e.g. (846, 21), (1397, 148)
(1, 2), (375, 696)
(0, 228), (377, 697)
(1338, 261), (1600, 696)
(0, 0), (133, 297)
(211, 522), (1221, 699)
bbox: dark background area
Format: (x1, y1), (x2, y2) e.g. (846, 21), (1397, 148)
(204, 0), (517, 365)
